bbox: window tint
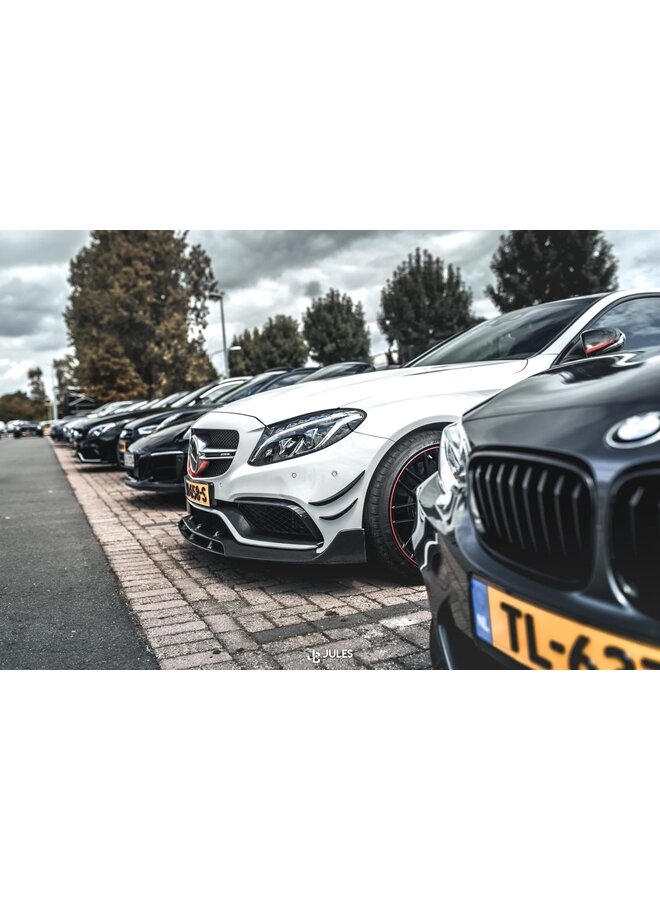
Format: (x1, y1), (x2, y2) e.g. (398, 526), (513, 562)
(587, 296), (660, 353)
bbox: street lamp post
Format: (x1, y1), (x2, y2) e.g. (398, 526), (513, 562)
(210, 291), (228, 378)
(50, 363), (58, 420)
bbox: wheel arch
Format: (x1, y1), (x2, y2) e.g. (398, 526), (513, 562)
(361, 420), (453, 527)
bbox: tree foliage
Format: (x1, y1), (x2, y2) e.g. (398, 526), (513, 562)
(302, 288), (371, 364)
(53, 354), (84, 416)
(65, 231), (220, 402)
(229, 315), (308, 376)
(27, 367), (49, 418)
(377, 248), (477, 363)
(486, 231), (619, 312)
(0, 391), (38, 422)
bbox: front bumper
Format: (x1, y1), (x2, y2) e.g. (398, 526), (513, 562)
(76, 436), (118, 465)
(179, 509), (366, 565)
(414, 470), (660, 669)
(180, 412), (390, 565)
(125, 474), (184, 493)
(123, 449), (186, 492)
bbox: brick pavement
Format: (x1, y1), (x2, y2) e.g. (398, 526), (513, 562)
(52, 442), (431, 670)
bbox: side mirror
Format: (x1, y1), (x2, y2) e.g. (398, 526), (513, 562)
(581, 327), (625, 357)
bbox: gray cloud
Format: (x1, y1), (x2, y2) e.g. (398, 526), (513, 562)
(0, 230), (87, 268)
(191, 230), (402, 291)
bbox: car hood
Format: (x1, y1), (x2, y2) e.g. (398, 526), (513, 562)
(130, 419), (193, 453)
(219, 360), (530, 425)
(465, 350), (660, 423)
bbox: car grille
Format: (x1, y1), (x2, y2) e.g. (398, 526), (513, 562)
(237, 500), (322, 543)
(611, 469), (660, 618)
(138, 453), (182, 484)
(202, 459), (233, 478)
(468, 451), (594, 586)
(194, 429), (240, 450)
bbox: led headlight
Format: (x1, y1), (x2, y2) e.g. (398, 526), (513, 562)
(88, 422), (116, 438)
(136, 425), (157, 436)
(437, 421), (470, 502)
(249, 409), (366, 466)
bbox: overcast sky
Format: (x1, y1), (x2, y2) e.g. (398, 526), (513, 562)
(1, 230), (660, 398)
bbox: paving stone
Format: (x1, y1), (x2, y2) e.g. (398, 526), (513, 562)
(156, 638), (225, 660)
(51, 442), (431, 670)
(204, 614), (241, 634)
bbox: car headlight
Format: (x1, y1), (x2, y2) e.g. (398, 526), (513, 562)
(438, 421), (470, 502)
(136, 425), (157, 436)
(249, 409), (366, 466)
(89, 422), (116, 438)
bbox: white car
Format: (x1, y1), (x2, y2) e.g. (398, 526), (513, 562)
(179, 290), (660, 580)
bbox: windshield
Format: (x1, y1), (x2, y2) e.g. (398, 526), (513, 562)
(220, 370), (288, 403)
(170, 382), (218, 408)
(409, 296), (601, 367)
(262, 370), (314, 391)
(197, 380), (248, 404)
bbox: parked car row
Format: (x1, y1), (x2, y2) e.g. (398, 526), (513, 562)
(0, 420), (45, 437)
(52, 289), (660, 668)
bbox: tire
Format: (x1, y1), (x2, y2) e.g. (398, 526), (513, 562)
(364, 429), (442, 582)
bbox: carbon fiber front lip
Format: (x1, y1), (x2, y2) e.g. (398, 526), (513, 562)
(179, 514), (366, 565)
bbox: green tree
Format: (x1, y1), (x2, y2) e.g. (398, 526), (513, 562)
(229, 327), (264, 376)
(378, 248), (477, 363)
(302, 288), (371, 364)
(486, 231), (619, 312)
(0, 391), (36, 422)
(259, 315), (308, 369)
(230, 315), (308, 375)
(65, 231), (220, 402)
(27, 367), (49, 418)
(53, 354), (80, 416)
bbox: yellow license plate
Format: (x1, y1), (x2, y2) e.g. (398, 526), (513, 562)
(471, 577), (660, 670)
(185, 478), (211, 508)
(118, 440), (127, 453)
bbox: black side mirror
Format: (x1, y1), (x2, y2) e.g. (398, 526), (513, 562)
(581, 327), (626, 357)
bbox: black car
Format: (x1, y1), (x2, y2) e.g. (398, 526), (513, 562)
(414, 348), (660, 669)
(121, 369), (316, 492)
(123, 419), (194, 492)
(13, 420), (44, 438)
(117, 378), (249, 464)
(75, 394), (189, 464)
(66, 400), (150, 446)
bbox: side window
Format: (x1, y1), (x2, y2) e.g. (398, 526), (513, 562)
(559, 296), (660, 362)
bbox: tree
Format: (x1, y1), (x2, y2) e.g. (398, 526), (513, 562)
(302, 288), (371, 364)
(229, 315), (308, 375)
(53, 354), (81, 416)
(229, 327), (265, 376)
(0, 391), (36, 422)
(378, 248), (477, 363)
(65, 231), (220, 403)
(27, 367), (49, 418)
(486, 231), (619, 313)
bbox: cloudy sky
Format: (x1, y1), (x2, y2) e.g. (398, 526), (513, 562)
(1, 230), (660, 397)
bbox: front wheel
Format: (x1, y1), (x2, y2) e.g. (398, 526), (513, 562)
(364, 430), (442, 582)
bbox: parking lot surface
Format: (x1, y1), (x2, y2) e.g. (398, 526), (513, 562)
(52, 442), (432, 669)
(0, 436), (157, 669)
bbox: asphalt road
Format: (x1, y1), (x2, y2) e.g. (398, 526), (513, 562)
(0, 435), (157, 668)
